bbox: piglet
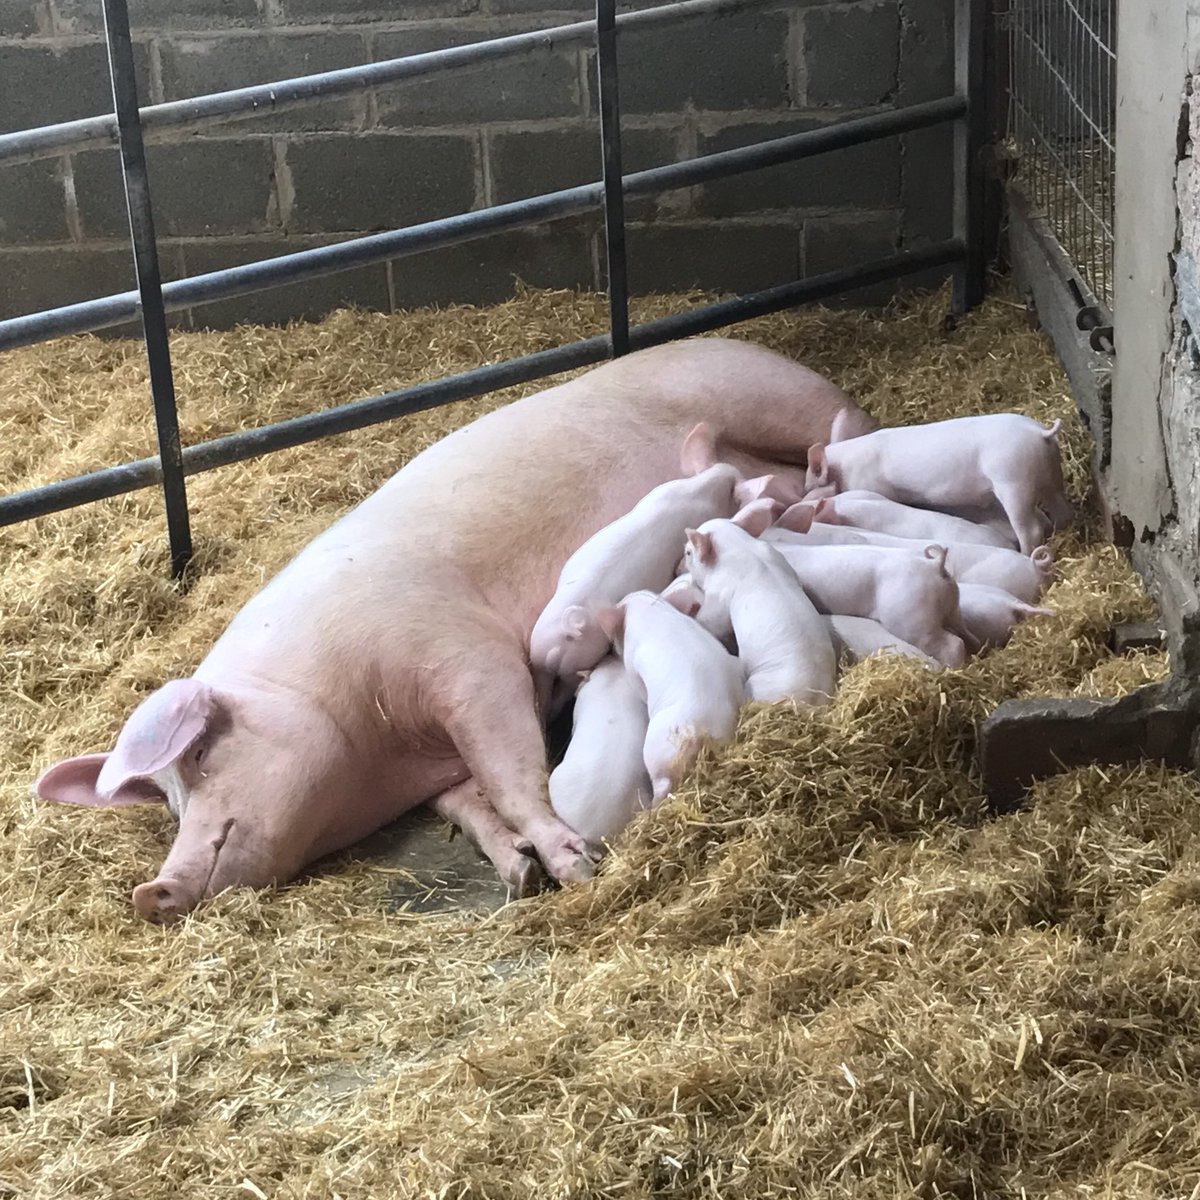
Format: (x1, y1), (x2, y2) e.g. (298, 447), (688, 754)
(824, 615), (942, 669)
(773, 502), (1055, 605)
(548, 656), (653, 846)
(530, 423), (741, 686)
(661, 572), (733, 649)
(812, 489), (1016, 550)
(765, 540), (972, 667)
(683, 503), (837, 706)
(957, 583), (1053, 649)
(804, 413), (1072, 555)
(597, 590), (744, 803)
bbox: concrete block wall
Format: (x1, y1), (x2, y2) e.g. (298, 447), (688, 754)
(0, 0), (954, 330)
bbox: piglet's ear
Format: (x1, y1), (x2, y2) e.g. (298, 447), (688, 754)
(685, 528), (717, 567)
(34, 753), (166, 807)
(563, 605), (590, 640)
(662, 580), (702, 618)
(96, 679), (218, 800)
(734, 474), (806, 510)
(730, 498), (780, 538)
(595, 604), (626, 644)
(680, 422), (718, 476)
(807, 443), (829, 486)
(777, 502), (816, 534)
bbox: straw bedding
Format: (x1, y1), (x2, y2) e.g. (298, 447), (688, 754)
(1, 284), (1194, 1198)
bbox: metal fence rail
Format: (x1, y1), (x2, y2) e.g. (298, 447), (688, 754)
(1006, 0), (1116, 309)
(0, 0), (988, 577)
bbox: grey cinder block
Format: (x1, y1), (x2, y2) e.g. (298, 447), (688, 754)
(0, 41), (151, 135)
(588, 9), (791, 114)
(0, 157), (68, 241)
(182, 236), (390, 328)
(389, 219), (596, 309)
(805, 3), (901, 108)
(373, 25), (581, 127)
(697, 118), (902, 215)
(624, 220), (799, 294)
(286, 133), (478, 233)
(74, 140), (277, 238)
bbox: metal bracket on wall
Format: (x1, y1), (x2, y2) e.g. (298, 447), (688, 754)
(1067, 278), (1114, 355)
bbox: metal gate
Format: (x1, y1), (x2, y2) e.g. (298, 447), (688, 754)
(0, 0), (988, 577)
(1005, 0), (1116, 313)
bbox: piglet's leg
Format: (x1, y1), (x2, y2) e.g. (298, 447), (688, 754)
(431, 779), (546, 900)
(434, 650), (598, 885)
(993, 479), (1051, 557)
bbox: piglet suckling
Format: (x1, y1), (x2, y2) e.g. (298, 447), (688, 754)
(811, 490), (1017, 550)
(597, 589), (744, 803)
(765, 539), (972, 667)
(803, 413), (1072, 555)
(824, 615), (942, 669)
(661, 572), (733, 649)
(683, 503), (836, 706)
(530, 423), (742, 688)
(771, 502), (1056, 605)
(548, 656), (652, 846)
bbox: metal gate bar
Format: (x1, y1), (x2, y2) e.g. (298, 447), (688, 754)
(0, 96), (967, 352)
(100, 0), (192, 575)
(0, 0), (768, 166)
(953, 0), (988, 312)
(0, 244), (962, 526)
(596, 0), (631, 357)
(0, 0), (988, 576)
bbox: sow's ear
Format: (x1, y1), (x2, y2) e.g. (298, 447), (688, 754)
(34, 753), (165, 807)
(730, 498), (781, 538)
(95, 679), (220, 800)
(679, 422), (718, 476)
(685, 528), (717, 567)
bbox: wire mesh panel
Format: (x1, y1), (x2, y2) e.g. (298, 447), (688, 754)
(1007, 0), (1116, 308)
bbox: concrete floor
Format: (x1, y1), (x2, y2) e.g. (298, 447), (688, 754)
(340, 704), (576, 915)
(350, 804), (514, 914)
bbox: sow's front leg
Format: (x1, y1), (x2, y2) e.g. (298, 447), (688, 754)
(431, 779), (546, 899)
(428, 637), (600, 885)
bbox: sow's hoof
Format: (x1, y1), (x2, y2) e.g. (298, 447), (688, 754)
(541, 838), (602, 887)
(507, 847), (548, 900)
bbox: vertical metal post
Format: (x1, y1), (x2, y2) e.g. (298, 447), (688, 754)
(102, 0), (193, 576)
(596, 0), (630, 356)
(951, 0), (989, 313)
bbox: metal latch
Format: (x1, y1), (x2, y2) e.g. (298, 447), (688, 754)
(1067, 277), (1114, 353)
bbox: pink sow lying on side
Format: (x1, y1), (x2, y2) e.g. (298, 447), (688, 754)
(34, 337), (874, 922)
